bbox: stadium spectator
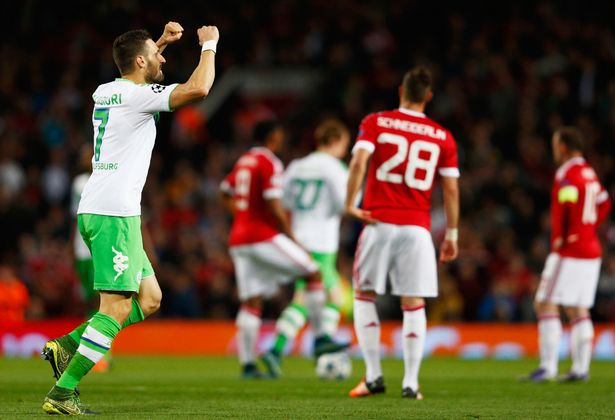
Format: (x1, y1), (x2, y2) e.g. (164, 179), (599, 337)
(0, 265), (30, 324)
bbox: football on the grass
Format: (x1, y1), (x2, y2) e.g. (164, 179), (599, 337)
(315, 351), (352, 380)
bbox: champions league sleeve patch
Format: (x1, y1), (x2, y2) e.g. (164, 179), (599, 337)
(150, 84), (167, 93)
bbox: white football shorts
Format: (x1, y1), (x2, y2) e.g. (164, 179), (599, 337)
(352, 223), (437, 297)
(230, 234), (319, 301)
(535, 253), (601, 308)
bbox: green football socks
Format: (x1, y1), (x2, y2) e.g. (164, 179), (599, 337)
(65, 321), (89, 353)
(272, 303), (308, 356)
(55, 312), (121, 391)
(121, 297), (145, 328)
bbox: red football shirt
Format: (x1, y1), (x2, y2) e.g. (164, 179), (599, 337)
(551, 157), (611, 259)
(221, 147), (284, 246)
(353, 108), (459, 229)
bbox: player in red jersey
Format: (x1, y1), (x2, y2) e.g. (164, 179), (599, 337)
(346, 66), (460, 399)
(220, 120), (320, 379)
(526, 127), (611, 383)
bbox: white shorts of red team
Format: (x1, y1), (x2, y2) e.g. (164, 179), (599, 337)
(535, 253), (602, 308)
(353, 223), (438, 297)
(230, 234), (319, 301)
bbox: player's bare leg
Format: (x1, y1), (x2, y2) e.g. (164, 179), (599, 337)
(350, 290), (385, 397)
(98, 292), (134, 323)
(562, 306), (593, 381)
(400, 296), (425, 400)
(526, 301), (561, 382)
(136, 275), (163, 317)
(92, 275), (161, 374)
(237, 296), (265, 379)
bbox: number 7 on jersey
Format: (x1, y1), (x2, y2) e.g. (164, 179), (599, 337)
(93, 108), (109, 162)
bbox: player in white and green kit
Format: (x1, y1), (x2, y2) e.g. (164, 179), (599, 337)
(266, 119), (351, 361)
(71, 161), (94, 306)
(70, 147), (116, 374)
(41, 21), (220, 415)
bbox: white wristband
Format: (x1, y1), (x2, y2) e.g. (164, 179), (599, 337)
(445, 228), (458, 242)
(201, 40), (217, 54)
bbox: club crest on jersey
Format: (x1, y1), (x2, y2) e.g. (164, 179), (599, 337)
(150, 84), (167, 93)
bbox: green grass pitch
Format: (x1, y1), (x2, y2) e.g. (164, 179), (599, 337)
(1, 356), (614, 418)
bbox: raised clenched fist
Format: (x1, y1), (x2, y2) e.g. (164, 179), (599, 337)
(197, 26), (220, 45)
(160, 21), (184, 45)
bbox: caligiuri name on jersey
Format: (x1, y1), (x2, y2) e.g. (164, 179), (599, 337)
(377, 116), (446, 140)
(93, 93), (123, 106)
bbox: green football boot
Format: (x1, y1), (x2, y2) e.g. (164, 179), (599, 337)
(42, 395), (95, 415)
(261, 351), (282, 379)
(42, 339), (73, 380)
(42, 338), (80, 395)
(314, 335), (350, 358)
(42, 386), (95, 415)
(241, 362), (267, 379)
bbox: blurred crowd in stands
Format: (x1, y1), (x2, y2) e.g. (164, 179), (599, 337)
(1, 1), (615, 323)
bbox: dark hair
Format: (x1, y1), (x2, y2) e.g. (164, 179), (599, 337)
(555, 126), (584, 152)
(253, 119), (282, 144)
(112, 29), (152, 75)
(402, 66), (432, 103)
(314, 118), (349, 146)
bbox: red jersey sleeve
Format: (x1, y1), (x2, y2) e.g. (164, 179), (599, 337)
(352, 113), (379, 154)
(261, 156), (284, 200)
(438, 131), (460, 178)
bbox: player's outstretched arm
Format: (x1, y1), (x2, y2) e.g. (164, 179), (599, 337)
(156, 21), (184, 54)
(345, 149), (377, 224)
(440, 176), (459, 262)
(169, 25), (219, 110)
